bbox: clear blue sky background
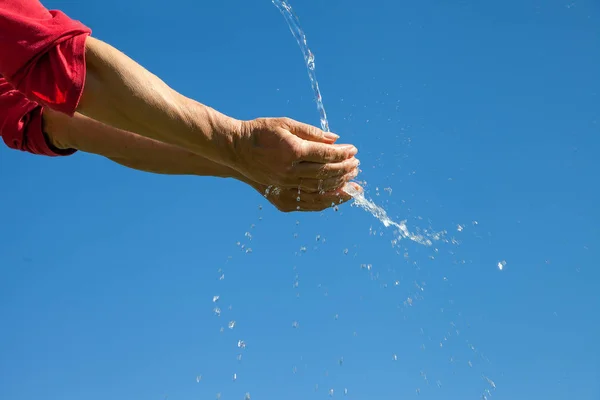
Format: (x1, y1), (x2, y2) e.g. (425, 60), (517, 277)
(1, 0), (599, 399)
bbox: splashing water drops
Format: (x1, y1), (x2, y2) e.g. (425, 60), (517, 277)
(497, 260), (506, 271)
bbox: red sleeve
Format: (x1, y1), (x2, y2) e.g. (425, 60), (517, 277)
(0, 0), (91, 116)
(0, 76), (76, 156)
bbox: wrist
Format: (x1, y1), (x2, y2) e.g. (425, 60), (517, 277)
(179, 98), (243, 167)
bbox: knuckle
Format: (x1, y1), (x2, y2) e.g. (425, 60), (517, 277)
(291, 143), (305, 159)
(319, 147), (328, 159)
(326, 148), (337, 160)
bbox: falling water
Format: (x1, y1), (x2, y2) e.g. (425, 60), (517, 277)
(271, 0), (329, 132)
(272, 0), (434, 246)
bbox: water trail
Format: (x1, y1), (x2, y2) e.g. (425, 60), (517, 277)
(271, 0), (329, 132)
(272, 0), (434, 246)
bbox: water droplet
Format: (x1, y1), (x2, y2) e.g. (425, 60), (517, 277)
(344, 388), (348, 395)
(316, 235), (321, 241)
(214, 307), (221, 317)
(237, 340), (246, 349)
(219, 274), (225, 280)
(213, 295), (220, 303)
(485, 376), (496, 390)
(196, 375), (202, 383)
(393, 354), (398, 361)
(329, 389), (334, 396)
(245, 232), (252, 240)
(292, 321), (299, 328)
(498, 260), (506, 270)
(244, 393), (251, 400)
(339, 357), (344, 366)
(246, 248), (252, 254)
(306, 50), (316, 69)
(232, 373), (237, 381)
(229, 321), (236, 329)
(237, 354), (243, 361)
(300, 246), (307, 252)
(216, 393), (221, 400)
(343, 248), (349, 255)
(334, 314), (339, 320)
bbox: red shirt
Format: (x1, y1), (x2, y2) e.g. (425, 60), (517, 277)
(0, 0), (91, 156)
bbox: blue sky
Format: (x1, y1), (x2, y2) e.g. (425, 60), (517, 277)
(1, 0), (599, 399)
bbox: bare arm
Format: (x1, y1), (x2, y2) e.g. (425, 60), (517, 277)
(42, 108), (359, 212)
(78, 37), (240, 166)
(42, 108), (237, 178)
(77, 37), (359, 193)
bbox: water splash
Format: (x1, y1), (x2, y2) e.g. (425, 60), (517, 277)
(343, 184), (431, 245)
(272, 0), (434, 245)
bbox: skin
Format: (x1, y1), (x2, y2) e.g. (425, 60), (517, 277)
(43, 108), (362, 212)
(75, 37), (361, 194)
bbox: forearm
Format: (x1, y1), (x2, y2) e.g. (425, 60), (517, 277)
(42, 108), (239, 178)
(77, 37), (239, 165)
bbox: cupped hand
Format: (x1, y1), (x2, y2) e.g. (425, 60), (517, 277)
(246, 180), (364, 213)
(232, 118), (359, 192)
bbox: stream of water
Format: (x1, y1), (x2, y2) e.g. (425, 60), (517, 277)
(272, 0), (437, 246)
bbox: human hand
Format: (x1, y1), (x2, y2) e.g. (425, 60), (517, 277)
(231, 118), (359, 192)
(245, 179), (363, 213)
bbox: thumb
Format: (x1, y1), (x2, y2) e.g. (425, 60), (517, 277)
(287, 120), (339, 143)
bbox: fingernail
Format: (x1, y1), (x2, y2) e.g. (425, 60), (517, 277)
(324, 132), (340, 140)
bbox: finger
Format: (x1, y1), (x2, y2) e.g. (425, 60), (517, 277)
(285, 119), (339, 143)
(293, 157), (360, 179)
(300, 192), (352, 211)
(341, 181), (364, 197)
(292, 185), (358, 212)
(300, 142), (358, 163)
(300, 169), (359, 193)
